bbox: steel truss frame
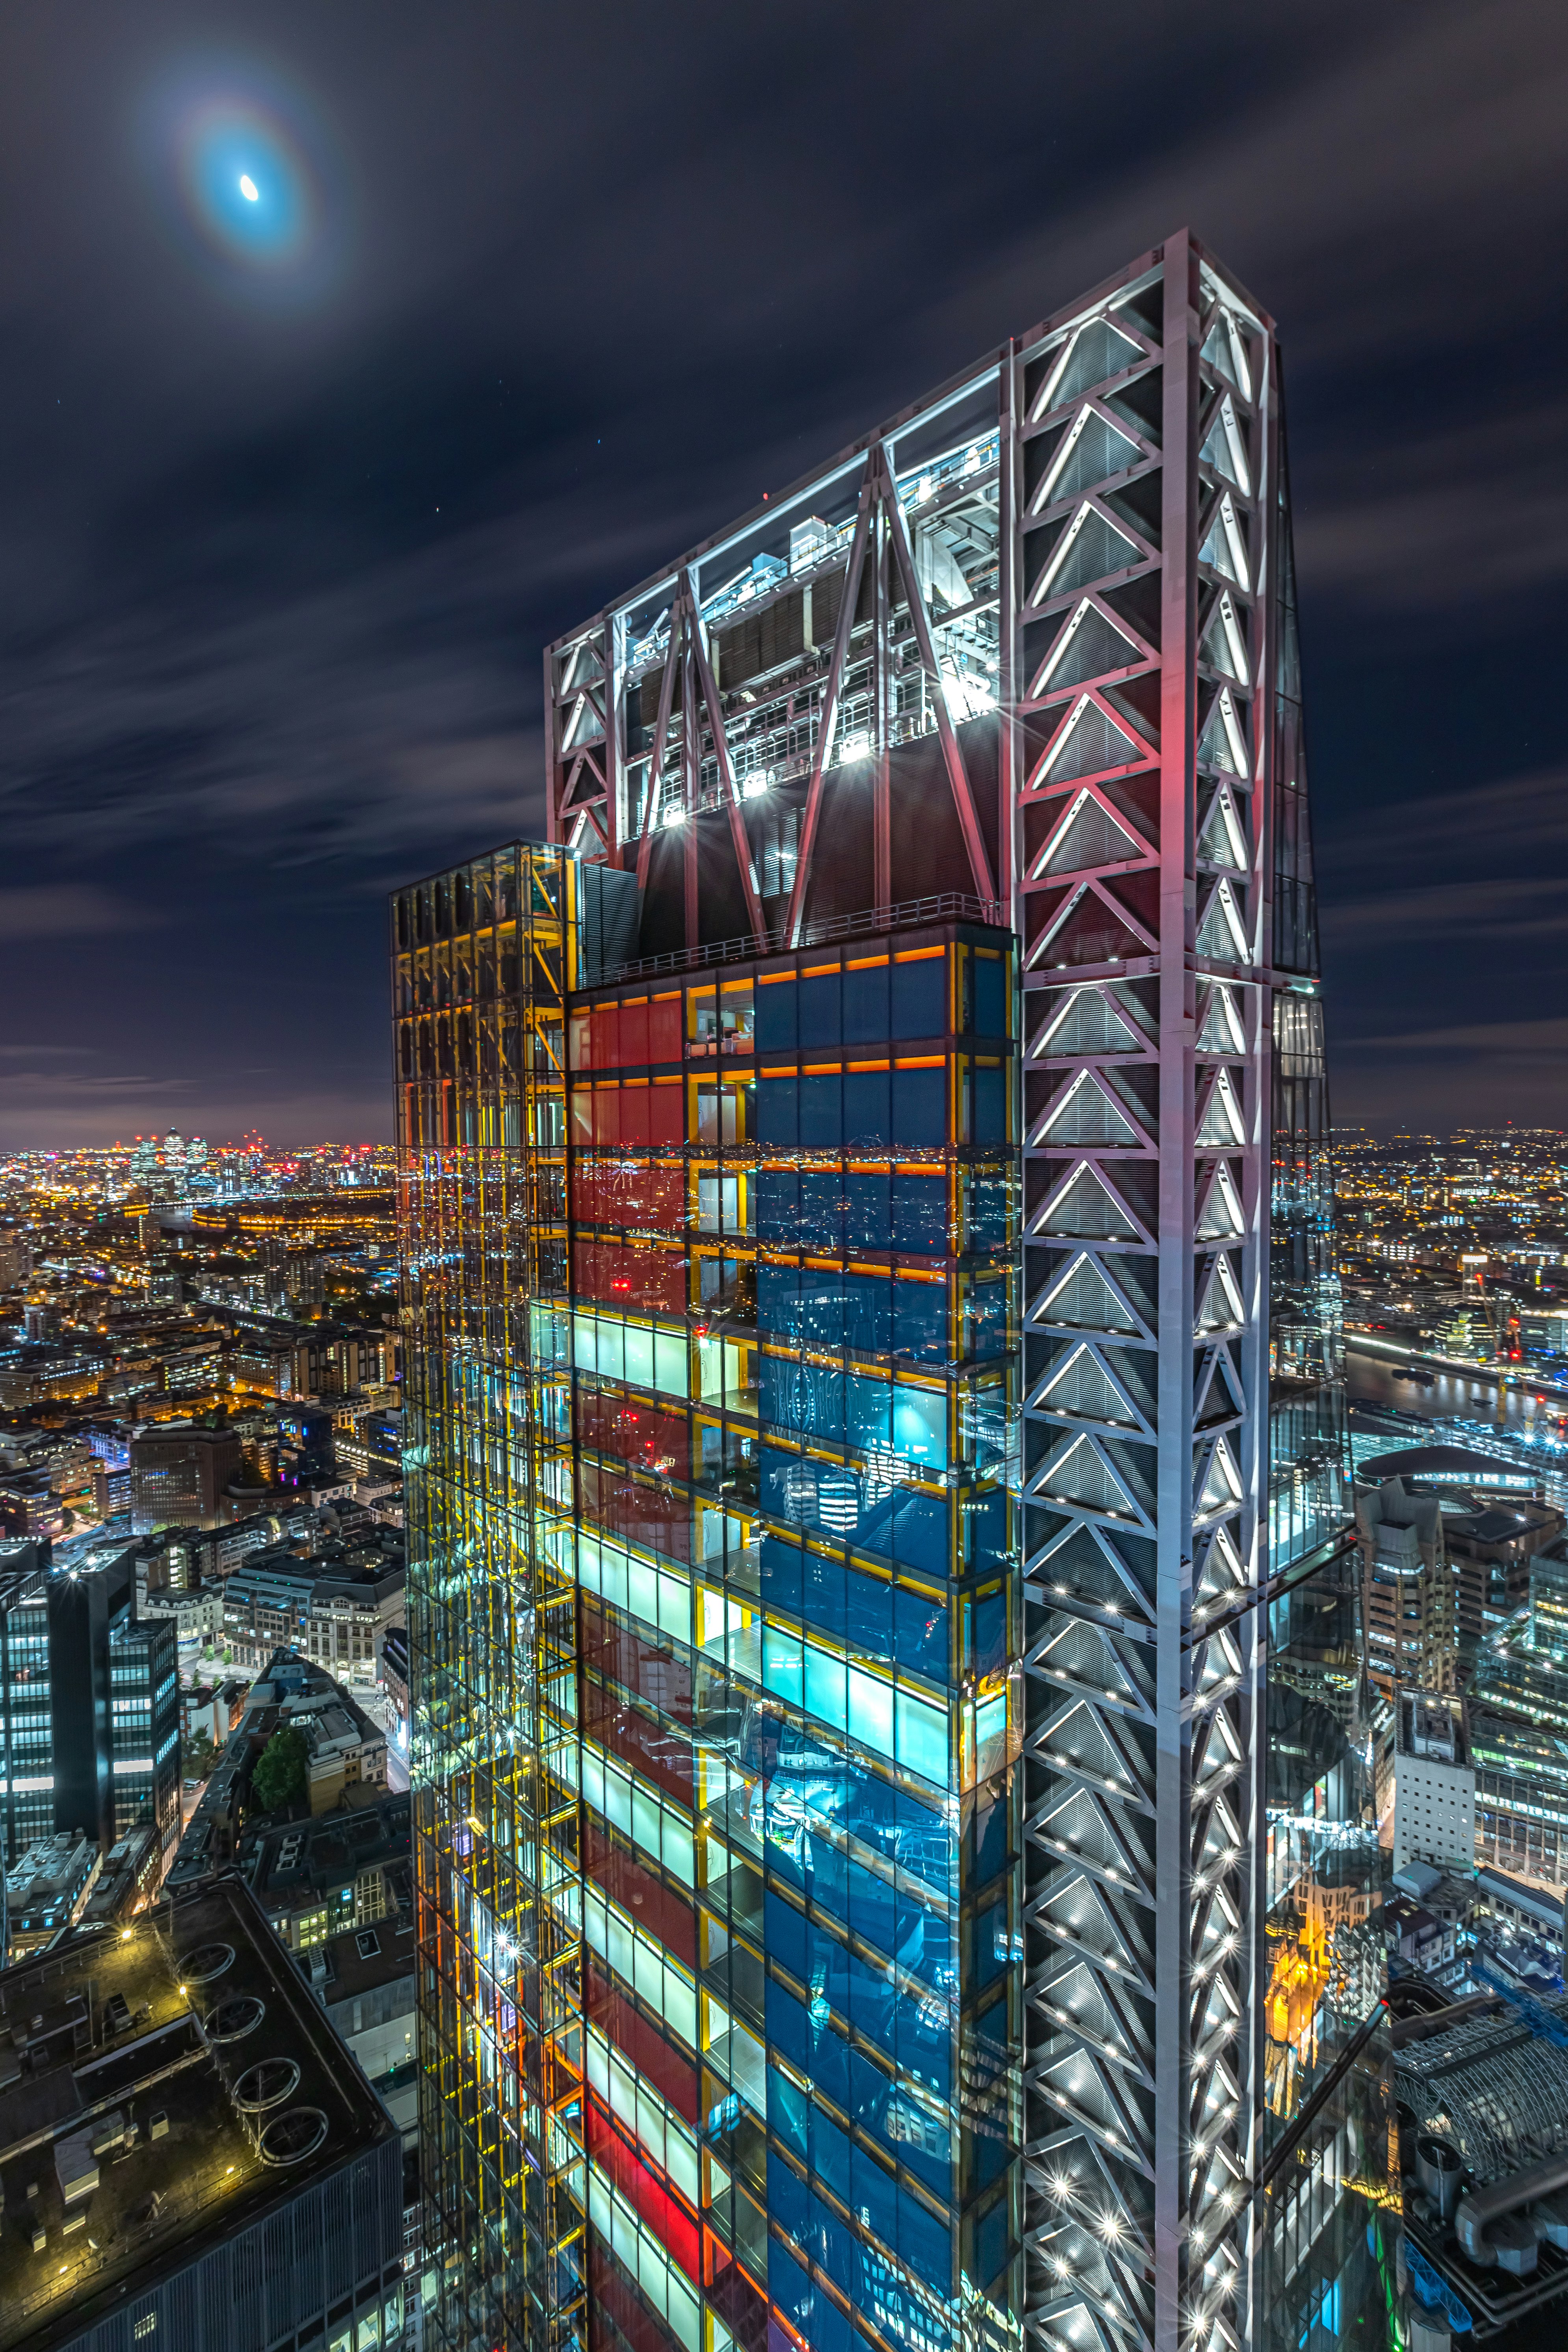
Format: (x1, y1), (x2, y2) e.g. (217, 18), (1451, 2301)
(543, 232), (1328, 2352)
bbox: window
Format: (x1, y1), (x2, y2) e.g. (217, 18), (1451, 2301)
(356, 1930), (381, 1959)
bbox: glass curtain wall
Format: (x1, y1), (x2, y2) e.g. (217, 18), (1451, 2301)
(394, 845), (586, 2352)
(562, 920), (1021, 2352)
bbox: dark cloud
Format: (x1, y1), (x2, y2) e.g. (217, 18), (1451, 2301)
(0, 0), (1566, 1144)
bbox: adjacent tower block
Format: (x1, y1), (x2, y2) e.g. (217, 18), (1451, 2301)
(395, 231), (1388, 2352)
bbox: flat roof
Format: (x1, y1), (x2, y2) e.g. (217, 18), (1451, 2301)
(0, 1874), (395, 2352)
(1358, 1444), (1540, 1491)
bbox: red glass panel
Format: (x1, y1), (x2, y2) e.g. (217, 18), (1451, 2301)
(576, 1391), (688, 1473)
(619, 999), (650, 1066)
(591, 1003), (620, 1069)
(590, 2237), (684, 2352)
(649, 995), (683, 1062)
(586, 1680), (695, 1806)
(571, 1158), (599, 1224)
(580, 1595), (694, 1727)
(584, 1953), (701, 2121)
(570, 1090), (594, 1148)
(586, 2097), (701, 2281)
(569, 1009), (593, 1071)
(583, 1820), (696, 1966)
(649, 1084), (684, 1145)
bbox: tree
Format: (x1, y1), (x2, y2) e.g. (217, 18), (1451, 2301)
(250, 1726), (309, 1816)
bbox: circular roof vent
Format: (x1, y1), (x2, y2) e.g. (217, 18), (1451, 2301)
(180, 1942), (235, 1985)
(234, 2058), (301, 2114)
(259, 2107), (328, 2167)
(207, 1996), (266, 2043)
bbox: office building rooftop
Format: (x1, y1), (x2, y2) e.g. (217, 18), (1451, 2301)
(0, 1873), (399, 2352)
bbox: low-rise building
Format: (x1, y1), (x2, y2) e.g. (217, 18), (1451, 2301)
(4, 1831), (100, 1956)
(312, 1908), (418, 2150)
(241, 1785), (410, 1954)
(167, 1656), (388, 1893)
(0, 1877), (405, 2352)
(1473, 1863), (1567, 1961)
(74, 1819), (163, 1930)
(221, 1543), (404, 1684)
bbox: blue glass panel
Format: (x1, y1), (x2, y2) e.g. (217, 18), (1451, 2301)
(844, 1275), (892, 1357)
(756, 1165), (799, 1243)
(898, 2190), (952, 2294)
(883, 2082), (952, 2201)
(842, 962), (889, 1043)
(809, 2007), (851, 2108)
(843, 1070), (890, 1151)
(809, 2105), (852, 2204)
(846, 1948), (891, 2039)
(972, 953), (1006, 1038)
(768, 2149), (812, 2250)
(971, 2106), (1012, 2191)
(799, 1170), (845, 1252)
(757, 978), (798, 1052)
(846, 1567), (895, 1665)
(768, 2064), (810, 2157)
(970, 1064), (1007, 1144)
(844, 1172), (891, 1250)
(895, 1980), (952, 2100)
(975, 2195), (1012, 2289)
(892, 1174), (948, 1254)
(965, 1167), (1008, 1247)
(891, 958), (947, 1038)
(761, 1533), (804, 1612)
(798, 1275), (846, 1352)
(846, 1855), (898, 1954)
(759, 1076), (798, 1145)
(964, 1487), (1008, 1574)
(767, 1976), (814, 2071)
(813, 2194), (859, 2298)
(895, 1891), (954, 1991)
(892, 1488), (948, 1573)
(972, 1896), (1008, 1991)
(852, 2142), (899, 2246)
(766, 1887), (809, 1979)
(800, 1074), (843, 1148)
(807, 1363), (846, 1444)
(798, 973), (841, 1048)
(757, 1261), (800, 1333)
(893, 1587), (947, 1676)
(892, 1280), (946, 1364)
(970, 1590), (1006, 1675)
(759, 1354), (789, 1427)
(970, 1789), (1008, 1885)
(891, 1064), (945, 1146)
(844, 1373), (890, 1454)
(802, 1551), (847, 1642)
(772, 2240), (816, 2340)
(965, 1278), (1008, 1360)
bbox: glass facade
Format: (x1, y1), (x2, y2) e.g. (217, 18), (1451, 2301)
(397, 881), (1021, 2352)
(565, 921), (1019, 2352)
(396, 234), (1388, 2352)
(0, 1552), (54, 1874)
(109, 1607), (182, 1862)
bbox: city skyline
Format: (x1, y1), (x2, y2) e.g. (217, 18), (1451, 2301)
(4, 2), (1568, 1150)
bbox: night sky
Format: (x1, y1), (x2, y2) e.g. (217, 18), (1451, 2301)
(3, 2), (1566, 1149)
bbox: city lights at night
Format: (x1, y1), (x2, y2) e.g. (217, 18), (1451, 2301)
(2, 9), (1567, 2352)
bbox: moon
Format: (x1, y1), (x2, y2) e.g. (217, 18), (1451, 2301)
(238, 173), (259, 201)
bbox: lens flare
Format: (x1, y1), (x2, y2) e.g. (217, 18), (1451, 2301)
(173, 94), (316, 269)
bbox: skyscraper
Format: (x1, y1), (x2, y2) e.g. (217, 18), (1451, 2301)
(395, 233), (1389, 2352)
